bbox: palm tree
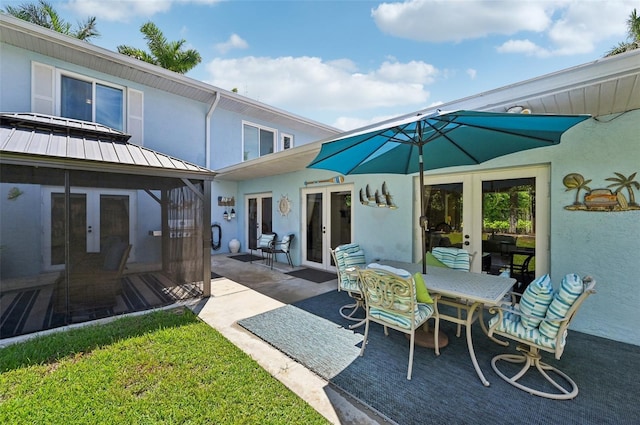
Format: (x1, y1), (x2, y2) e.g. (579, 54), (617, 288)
(563, 173), (592, 205)
(117, 22), (201, 74)
(3, 0), (99, 41)
(605, 8), (640, 56)
(606, 172), (640, 206)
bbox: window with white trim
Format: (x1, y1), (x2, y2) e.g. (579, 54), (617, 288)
(281, 133), (294, 150)
(31, 62), (144, 144)
(243, 122), (275, 161)
(61, 74), (124, 130)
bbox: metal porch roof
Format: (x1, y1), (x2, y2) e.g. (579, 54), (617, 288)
(0, 113), (215, 181)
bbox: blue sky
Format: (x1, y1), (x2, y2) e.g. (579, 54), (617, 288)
(14, 0), (636, 130)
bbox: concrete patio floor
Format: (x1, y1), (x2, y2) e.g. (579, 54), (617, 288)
(195, 253), (386, 425)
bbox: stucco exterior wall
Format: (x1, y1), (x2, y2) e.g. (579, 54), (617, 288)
(549, 109), (640, 345)
(236, 110), (640, 345)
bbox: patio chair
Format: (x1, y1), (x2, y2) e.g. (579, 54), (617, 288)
(357, 264), (441, 380)
(266, 234), (294, 269)
(509, 251), (535, 294)
(331, 243), (366, 328)
(487, 274), (596, 399)
(430, 247), (471, 337)
(250, 232), (277, 265)
(54, 242), (132, 317)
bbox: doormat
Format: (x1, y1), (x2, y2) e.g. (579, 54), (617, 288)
(229, 254), (264, 262)
(285, 268), (336, 283)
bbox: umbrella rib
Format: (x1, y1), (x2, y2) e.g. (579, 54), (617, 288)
(422, 120), (483, 163)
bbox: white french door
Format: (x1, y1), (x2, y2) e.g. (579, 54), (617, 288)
(301, 184), (354, 270)
(42, 187), (136, 270)
(245, 193), (273, 251)
(414, 166), (549, 275)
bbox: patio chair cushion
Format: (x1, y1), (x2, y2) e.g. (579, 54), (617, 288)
(334, 244), (365, 291)
(425, 252), (447, 268)
(279, 235), (291, 252)
(431, 247), (470, 271)
(369, 303), (434, 330)
(539, 274), (584, 339)
(488, 308), (557, 349)
(366, 264), (428, 328)
(257, 234), (275, 248)
(519, 274), (554, 329)
(366, 263), (411, 278)
(413, 272), (434, 304)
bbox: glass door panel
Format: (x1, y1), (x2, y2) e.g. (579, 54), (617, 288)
(44, 188), (135, 270)
(245, 193), (273, 250)
(301, 186), (353, 270)
(481, 177), (536, 277)
(51, 193), (87, 265)
(424, 183), (463, 252)
(419, 166), (548, 275)
(305, 192), (323, 264)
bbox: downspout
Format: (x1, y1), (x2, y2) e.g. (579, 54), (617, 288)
(206, 92), (220, 170)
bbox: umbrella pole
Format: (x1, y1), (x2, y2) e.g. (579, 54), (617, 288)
(419, 142), (427, 274)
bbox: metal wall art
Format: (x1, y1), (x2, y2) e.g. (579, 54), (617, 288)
(563, 172), (639, 211)
(359, 182), (397, 209)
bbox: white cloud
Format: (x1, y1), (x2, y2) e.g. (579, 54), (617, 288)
(372, 0), (635, 57)
(496, 39), (550, 58)
(466, 68), (477, 80)
(204, 56), (436, 116)
(372, 0), (551, 42)
(65, 0), (220, 22)
(215, 34), (248, 54)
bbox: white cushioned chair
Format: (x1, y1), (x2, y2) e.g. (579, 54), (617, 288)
(487, 274), (596, 399)
(357, 264), (440, 380)
(331, 243), (367, 328)
(265, 234), (294, 269)
(250, 232), (277, 265)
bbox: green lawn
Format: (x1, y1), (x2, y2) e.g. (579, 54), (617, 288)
(0, 308), (329, 424)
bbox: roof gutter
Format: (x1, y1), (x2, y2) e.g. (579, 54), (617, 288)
(206, 92), (220, 170)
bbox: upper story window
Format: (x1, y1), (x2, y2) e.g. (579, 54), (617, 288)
(61, 75), (124, 131)
(281, 133), (294, 150)
(32, 62), (143, 145)
(243, 122), (275, 161)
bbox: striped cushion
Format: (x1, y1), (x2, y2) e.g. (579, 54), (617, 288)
(366, 263), (411, 278)
(334, 244), (364, 291)
(539, 274), (584, 339)
(365, 264), (423, 324)
(431, 247), (470, 271)
(370, 303), (433, 330)
(489, 308), (557, 349)
(519, 274), (553, 329)
(257, 234), (275, 248)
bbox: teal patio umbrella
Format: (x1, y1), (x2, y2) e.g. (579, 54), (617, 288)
(308, 110), (590, 273)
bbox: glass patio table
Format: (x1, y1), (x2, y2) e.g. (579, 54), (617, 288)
(380, 261), (516, 387)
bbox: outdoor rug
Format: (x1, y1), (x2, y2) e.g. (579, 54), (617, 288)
(1, 273), (202, 339)
(285, 268), (336, 283)
(238, 290), (640, 425)
(229, 254), (264, 262)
